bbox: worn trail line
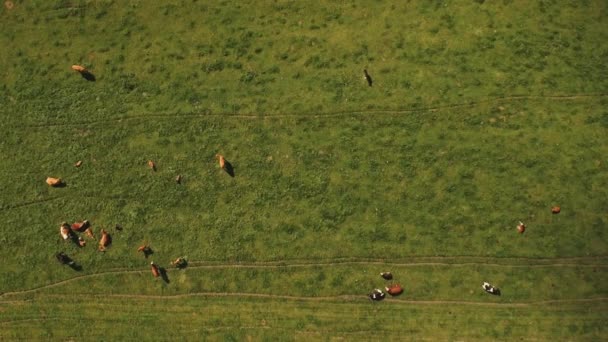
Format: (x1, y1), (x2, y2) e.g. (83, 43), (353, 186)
(187, 255), (608, 266)
(0, 196), (65, 213)
(19, 292), (608, 308)
(9, 93), (608, 129)
(1, 257), (606, 298)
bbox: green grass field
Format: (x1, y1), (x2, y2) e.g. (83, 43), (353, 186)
(1, 0), (607, 340)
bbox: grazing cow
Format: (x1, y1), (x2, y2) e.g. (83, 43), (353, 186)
(60, 222), (71, 240)
(71, 65), (87, 73)
(552, 206), (561, 214)
(385, 284), (403, 296)
(175, 175), (182, 184)
(482, 282), (501, 295)
(85, 228), (95, 240)
(369, 288), (385, 301)
(137, 245), (153, 258)
(71, 220), (90, 232)
(215, 154), (226, 169)
(171, 257), (187, 269)
(46, 177), (63, 187)
(380, 272), (393, 280)
(78, 237), (86, 247)
(517, 221), (526, 234)
(150, 261), (160, 278)
(98, 229), (111, 251)
(74, 160), (83, 167)
(148, 160), (156, 171)
(363, 69), (373, 86)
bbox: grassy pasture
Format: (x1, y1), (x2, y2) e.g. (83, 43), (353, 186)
(0, 0), (607, 340)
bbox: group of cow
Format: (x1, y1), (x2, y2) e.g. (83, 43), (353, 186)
(369, 205), (563, 301)
(369, 272), (404, 301)
(55, 217), (188, 279)
(49, 141), (225, 278)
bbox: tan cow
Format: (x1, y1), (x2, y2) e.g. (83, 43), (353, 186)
(71, 65), (87, 73)
(215, 154), (226, 169)
(98, 229), (111, 251)
(148, 160), (156, 171)
(85, 228), (95, 240)
(46, 177), (63, 186)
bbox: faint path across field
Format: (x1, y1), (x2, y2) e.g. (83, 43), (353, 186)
(2, 292), (607, 309)
(7, 93), (608, 129)
(0, 196), (65, 212)
(1, 256), (606, 298)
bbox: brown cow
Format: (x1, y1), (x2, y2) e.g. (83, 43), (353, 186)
(171, 257), (187, 269)
(551, 206), (561, 214)
(71, 220), (90, 232)
(46, 177), (63, 187)
(60, 222), (71, 240)
(137, 245), (153, 258)
(98, 229), (111, 251)
(150, 261), (160, 278)
(148, 160), (156, 171)
(517, 221), (526, 234)
(385, 284), (403, 296)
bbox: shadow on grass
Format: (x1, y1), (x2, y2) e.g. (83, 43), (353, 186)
(223, 160), (235, 177)
(142, 247), (154, 258)
(175, 259), (188, 269)
(55, 252), (82, 272)
(159, 267), (170, 283)
(80, 71), (96, 82)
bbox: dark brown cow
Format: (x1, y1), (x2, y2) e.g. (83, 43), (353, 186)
(71, 220), (90, 232)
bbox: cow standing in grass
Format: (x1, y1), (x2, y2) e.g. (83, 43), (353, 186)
(98, 229), (111, 251)
(150, 262), (160, 277)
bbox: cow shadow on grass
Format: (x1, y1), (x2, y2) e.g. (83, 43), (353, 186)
(223, 160), (235, 177)
(80, 71), (96, 82)
(159, 267), (170, 284)
(142, 248), (154, 259)
(55, 252), (83, 271)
